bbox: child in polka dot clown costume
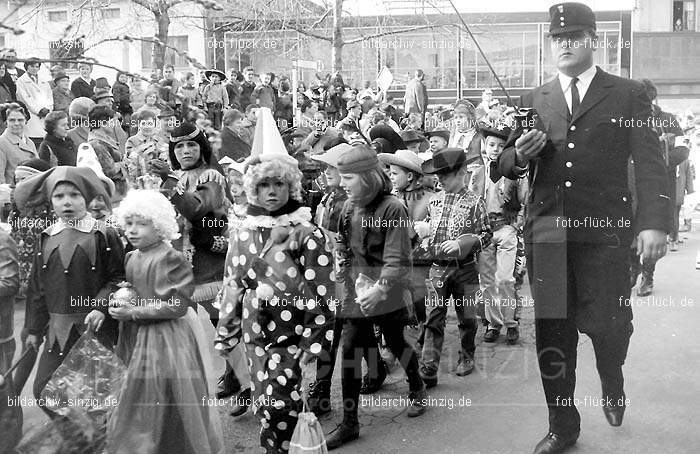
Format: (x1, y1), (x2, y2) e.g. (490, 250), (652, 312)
(214, 107), (335, 454)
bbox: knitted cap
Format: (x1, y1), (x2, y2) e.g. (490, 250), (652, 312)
(336, 145), (380, 174)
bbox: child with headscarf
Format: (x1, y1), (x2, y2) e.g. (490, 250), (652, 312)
(106, 189), (223, 454)
(14, 166), (125, 416)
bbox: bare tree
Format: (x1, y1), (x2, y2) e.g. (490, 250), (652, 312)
(217, 0), (440, 72)
(130, 0), (223, 74)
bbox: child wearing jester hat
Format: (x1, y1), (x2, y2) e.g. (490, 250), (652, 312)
(15, 166), (126, 416)
(214, 108), (335, 453)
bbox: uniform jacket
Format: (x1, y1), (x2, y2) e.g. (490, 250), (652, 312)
(16, 73), (53, 138)
(52, 86), (73, 114)
(498, 67), (670, 245)
(404, 77), (429, 114)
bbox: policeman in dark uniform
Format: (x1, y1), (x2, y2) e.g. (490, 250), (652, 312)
(498, 3), (670, 454)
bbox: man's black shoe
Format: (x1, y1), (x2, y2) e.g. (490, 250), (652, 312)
(359, 362), (387, 394)
(326, 422), (360, 450)
(603, 395), (626, 426)
(229, 388), (250, 417)
(484, 329), (499, 343)
(216, 369), (240, 399)
(532, 431), (579, 454)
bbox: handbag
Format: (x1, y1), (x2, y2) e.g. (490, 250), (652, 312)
(289, 393), (327, 454)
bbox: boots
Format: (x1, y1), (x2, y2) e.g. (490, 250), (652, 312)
(216, 366), (240, 399)
(637, 272), (653, 297)
(307, 379), (332, 416)
(407, 387), (427, 417)
(326, 416), (360, 450)
(229, 388), (250, 417)
(359, 360), (387, 394)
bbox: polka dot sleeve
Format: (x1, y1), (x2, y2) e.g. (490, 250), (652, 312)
(213, 230), (247, 353)
(296, 227), (336, 354)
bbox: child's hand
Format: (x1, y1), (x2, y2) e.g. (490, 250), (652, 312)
(108, 305), (134, 321)
(440, 240), (461, 257)
(414, 221), (430, 239)
(25, 334), (41, 351)
(84, 310), (106, 332)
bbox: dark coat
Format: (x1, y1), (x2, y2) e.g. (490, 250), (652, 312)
(219, 126), (251, 163)
(70, 77), (95, 99)
(498, 68), (670, 246)
(38, 133), (78, 166)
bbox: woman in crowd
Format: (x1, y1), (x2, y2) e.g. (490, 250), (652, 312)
(0, 102), (37, 184)
(113, 71), (133, 135)
(327, 145), (426, 450)
(38, 111), (78, 166)
(87, 105), (128, 200)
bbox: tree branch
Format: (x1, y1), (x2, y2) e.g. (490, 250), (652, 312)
(344, 24), (439, 44)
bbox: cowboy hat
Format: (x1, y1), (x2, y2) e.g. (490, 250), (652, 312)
(204, 69), (227, 81)
(378, 149), (424, 174)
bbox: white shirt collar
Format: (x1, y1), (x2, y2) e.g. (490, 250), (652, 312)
(558, 65), (597, 104)
(45, 213), (97, 236)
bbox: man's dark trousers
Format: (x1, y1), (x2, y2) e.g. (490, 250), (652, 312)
(527, 241), (633, 436)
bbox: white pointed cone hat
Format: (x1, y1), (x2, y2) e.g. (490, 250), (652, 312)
(248, 107), (298, 168)
(76, 142), (116, 198)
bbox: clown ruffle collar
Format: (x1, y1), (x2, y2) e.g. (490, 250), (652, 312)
(240, 204), (312, 229)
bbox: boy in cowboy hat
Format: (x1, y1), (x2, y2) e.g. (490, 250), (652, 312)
(476, 120), (527, 345)
(378, 148), (435, 343)
(413, 148), (491, 387)
(425, 129), (450, 154)
(201, 69), (229, 129)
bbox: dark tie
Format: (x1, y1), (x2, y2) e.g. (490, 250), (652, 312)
(569, 77), (580, 121)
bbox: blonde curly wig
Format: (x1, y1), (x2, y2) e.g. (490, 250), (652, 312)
(115, 189), (181, 241)
(243, 159), (303, 206)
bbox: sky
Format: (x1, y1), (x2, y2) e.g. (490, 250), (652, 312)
(316, 0), (636, 16)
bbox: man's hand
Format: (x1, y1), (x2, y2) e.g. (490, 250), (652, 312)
(636, 229), (667, 263)
(515, 129), (547, 166)
(84, 310), (105, 332)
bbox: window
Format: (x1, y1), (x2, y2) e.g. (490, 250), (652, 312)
(102, 8), (120, 20)
(673, 1), (696, 31)
(47, 11), (68, 22)
(49, 39), (85, 70)
(140, 35), (189, 69)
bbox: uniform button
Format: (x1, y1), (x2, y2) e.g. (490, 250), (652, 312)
(564, 181), (572, 188)
(565, 161), (573, 168)
(569, 125), (576, 131)
(568, 143), (575, 149)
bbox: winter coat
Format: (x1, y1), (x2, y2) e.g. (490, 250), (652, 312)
(15, 73), (53, 138)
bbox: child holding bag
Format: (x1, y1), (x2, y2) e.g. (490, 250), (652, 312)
(106, 189), (223, 454)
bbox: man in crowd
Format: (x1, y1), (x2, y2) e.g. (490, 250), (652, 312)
(251, 72), (276, 110)
(629, 78), (689, 296)
(239, 66), (256, 110)
(497, 4), (669, 453)
(160, 64), (181, 110)
(404, 69), (429, 125)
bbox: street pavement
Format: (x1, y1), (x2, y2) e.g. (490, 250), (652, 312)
(11, 224), (700, 454)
